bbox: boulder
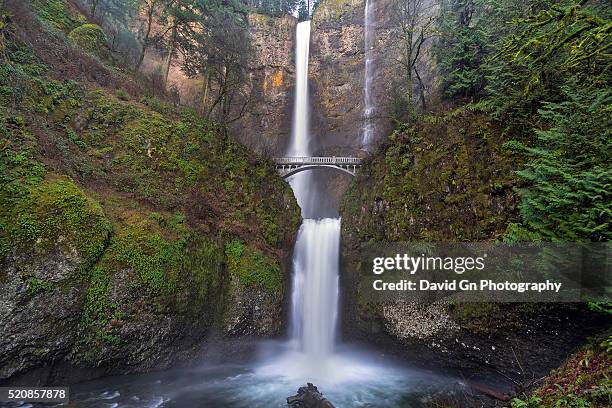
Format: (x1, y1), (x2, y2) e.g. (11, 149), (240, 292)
(287, 383), (335, 408)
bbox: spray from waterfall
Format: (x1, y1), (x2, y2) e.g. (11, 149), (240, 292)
(362, 0), (376, 146)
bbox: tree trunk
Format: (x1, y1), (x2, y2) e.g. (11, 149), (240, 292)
(414, 66), (426, 111)
(136, 8), (155, 70)
(201, 72), (210, 114)
(163, 24), (177, 85)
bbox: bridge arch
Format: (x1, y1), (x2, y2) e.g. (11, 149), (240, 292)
(273, 156), (363, 179)
(281, 164), (356, 179)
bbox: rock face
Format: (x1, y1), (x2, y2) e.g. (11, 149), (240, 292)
(231, 14), (298, 155)
(310, 0), (367, 153)
(310, 0), (438, 154)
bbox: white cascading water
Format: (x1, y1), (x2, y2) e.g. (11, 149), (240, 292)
(290, 218), (340, 357)
(257, 18), (436, 400)
(288, 21), (311, 157)
(66, 16), (456, 408)
(285, 20), (341, 359)
(361, 0), (376, 146)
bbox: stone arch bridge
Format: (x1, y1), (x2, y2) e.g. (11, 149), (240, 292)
(272, 156), (363, 178)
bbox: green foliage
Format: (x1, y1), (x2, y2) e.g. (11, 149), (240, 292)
(115, 88), (129, 101)
(587, 301), (612, 315)
(435, 0), (489, 99)
(465, 0), (612, 243)
(244, 0), (300, 17)
(503, 86), (611, 242)
(225, 238), (283, 292)
(25, 277), (53, 295)
(68, 23), (107, 54)
(31, 0), (84, 33)
(511, 337), (612, 408)
(511, 396), (543, 408)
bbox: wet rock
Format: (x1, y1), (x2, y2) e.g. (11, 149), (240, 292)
(287, 383), (335, 408)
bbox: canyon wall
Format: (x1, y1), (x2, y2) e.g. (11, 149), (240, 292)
(230, 14), (297, 155)
(310, 0), (438, 154)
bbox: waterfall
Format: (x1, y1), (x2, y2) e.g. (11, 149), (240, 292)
(361, 0), (376, 146)
(256, 17), (420, 395)
(287, 21), (311, 157)
(290, 219), (340, 357)
(286, 20), (341, 359)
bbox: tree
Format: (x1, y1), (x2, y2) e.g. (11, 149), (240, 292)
(494, 0), (612, 242)
(155, 0), (199, 85)
(390, 0), (437, 119)
(297, 0), (309, 21)
(242, 0), (299, 16)
(136, 0), (160, 70)
(175, 0), (252, 123)
(435, 0), (488, 100)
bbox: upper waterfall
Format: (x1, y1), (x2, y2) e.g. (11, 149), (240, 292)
(288, 21), (312, 157)
(361, 0), (376, 146)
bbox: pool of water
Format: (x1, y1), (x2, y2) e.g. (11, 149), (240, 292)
(15, 343), (460, 408)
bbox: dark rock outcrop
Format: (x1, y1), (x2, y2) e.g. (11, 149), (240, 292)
(287, 383), (335, 408)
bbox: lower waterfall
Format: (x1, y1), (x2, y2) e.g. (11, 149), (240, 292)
(290, 218), (340, 358)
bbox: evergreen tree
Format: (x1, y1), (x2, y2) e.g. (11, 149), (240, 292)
(435, 0), (488, 100)
(493, 0), (612, 242)
(297, 0), (309, 21)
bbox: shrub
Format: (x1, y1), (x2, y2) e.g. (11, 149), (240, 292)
(115, 88), (129, 101)
(68, 24), (107, 54)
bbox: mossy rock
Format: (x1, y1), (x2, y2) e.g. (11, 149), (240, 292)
(1, 175), (112, 269)
(77, 207), (224, 358)
(68, 24), (107, 55)
(225, 239), (283, 294)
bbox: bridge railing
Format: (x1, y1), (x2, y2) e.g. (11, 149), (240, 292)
(273, 156), (362, 165)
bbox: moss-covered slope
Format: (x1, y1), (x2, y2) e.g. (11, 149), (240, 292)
(339, 109), (606, 382)
(0, 1), (300, 383)
(341, 108), (517, 244)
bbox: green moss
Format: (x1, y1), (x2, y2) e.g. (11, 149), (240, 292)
(77, 206), (225, 354)
(79, 264), (122, 354)
(1, 176), (112, 270)
(25, 276), (52, 295)
(225, 239), (283, 293)
(32, 0), (84, 33)
(342, 109), (516, 243)
(95, 211), (189, 294)
(68, 24), (107, 54)
(4, 178), (111, 267)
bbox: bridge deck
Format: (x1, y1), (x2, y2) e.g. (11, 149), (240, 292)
(272, 156), (363, 178)
(273, 156), (362, 165)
